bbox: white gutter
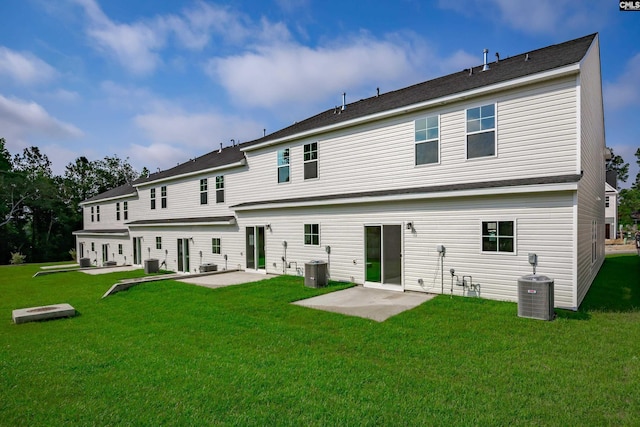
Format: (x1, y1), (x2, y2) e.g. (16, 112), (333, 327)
(127, 218), (236, 227)
(72, 230), (129, 236)
(133, 159), (246, 188)
(79, 192), (137, 207)
(242, 64), (581, 152)
(233, 181), (579, 211)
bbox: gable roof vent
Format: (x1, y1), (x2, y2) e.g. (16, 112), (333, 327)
(482, 49), (490, 71)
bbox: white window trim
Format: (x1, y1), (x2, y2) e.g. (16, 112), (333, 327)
(304, 223), (320, 246)
(303, 142), (320, 180)
(465, 103), (498, 161)
(414, 114), (440, 167)
(277, 148), (291, 184)
(212, 237), (221, 254)
(200, 178), (208, 205)
(479, 218), (517, 255)
(215, 175), (225, 204)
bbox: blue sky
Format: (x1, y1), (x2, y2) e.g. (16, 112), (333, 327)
(1, 0), (639, 186)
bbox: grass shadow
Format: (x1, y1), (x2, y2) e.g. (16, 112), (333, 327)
(580, 254), (640, 313)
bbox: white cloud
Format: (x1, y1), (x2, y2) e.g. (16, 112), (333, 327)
(134, 110), (263, 150)
(604, 53), (640, 111)
(438, 0), (605, 35)
(127, 143), (189, 172)
(0, 94), (83, 145)
(0, 46), (58, 85)
(207, 33), (474, 111)
(73, 0), (164, 75)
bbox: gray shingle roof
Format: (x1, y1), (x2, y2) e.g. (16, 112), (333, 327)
(82, 183), (136, 204)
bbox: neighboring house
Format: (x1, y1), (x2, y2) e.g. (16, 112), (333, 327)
(74, 33), (607, 310)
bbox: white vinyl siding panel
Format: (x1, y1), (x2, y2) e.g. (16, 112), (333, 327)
(236, 192), (576, 308)
(134, 172), (240, 221)
(236, 76), (578, 205)
(576, 36), (606, 307)
(129, 225), (241, 273)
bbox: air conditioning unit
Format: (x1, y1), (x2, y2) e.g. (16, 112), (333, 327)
(304, 261), (328, 288)
(517, 274), (555, 321)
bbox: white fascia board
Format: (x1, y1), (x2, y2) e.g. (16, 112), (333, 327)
(79, 193), (137, 207)
(233, 181), (579, 211)
(72, 231), (129, 237)
(127, 219), (236, 228)
(133, 159), (246, 188)
(242, 64), (581, 152)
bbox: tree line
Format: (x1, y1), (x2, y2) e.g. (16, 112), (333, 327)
(0, 138), (147, 265)
(606, 146), (640, 232)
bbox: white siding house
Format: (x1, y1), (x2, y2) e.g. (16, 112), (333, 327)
(74, 33), (607, 310)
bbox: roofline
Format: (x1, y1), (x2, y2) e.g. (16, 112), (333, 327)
(233, 175), (581, 211)
(242, 63), (581, 152)
(72, 229), (129, 236)
(127, 217), (236, 227)
(79, 192), (137, 206)
(133, 159), (246, 188)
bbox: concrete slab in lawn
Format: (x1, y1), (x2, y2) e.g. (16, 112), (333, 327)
(293, 286), (436, 322)
(178, 271), (278, 288)
(13, 303), (76, 324)
(81, 265), (140, 275)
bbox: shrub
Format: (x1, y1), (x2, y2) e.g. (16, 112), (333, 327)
(10, 252), (26, 265)
(69, 248), (77, 261)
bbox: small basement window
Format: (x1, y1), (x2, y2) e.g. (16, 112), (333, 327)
(304, 224), (320, 246)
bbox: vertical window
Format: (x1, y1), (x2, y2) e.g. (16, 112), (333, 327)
(150, 188), (156, 210)
(304, 224), (320, 246)
(605, 196), (610, 208)
(161, 186), (167, 209)
(415, 115), (439, 165)
(212, 238), (221, 254)
(91, 242), (95, 252)
(466, 104), (496, 159)
(303, 142), (318, 179)
(216, 176), (225, 203)
(96, 206), (100, 222)
(116, 202), (121, 221)
(277, 148), (290, 183)
(482, 221), (514, 253)
(118, 244), (123, 255)
(123, 201), (128, 220)
(156, 237), (162, 250)
(200, 179), (208, 205)
(91, 206), (94, 222)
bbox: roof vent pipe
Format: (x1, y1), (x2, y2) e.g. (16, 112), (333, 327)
(342, 92), (346, 111)
(263, 128), (266, 137)
(525, 53), (530, 62)
(376, 87), (380, 97)
(219, 143), (222, 153)
(482, 49), (490, 71)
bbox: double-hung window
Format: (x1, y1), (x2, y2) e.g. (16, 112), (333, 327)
(415, 115), (439, 165)
(216, 176), (224, 203)
(481, 220), (514, 253)
(212, 238), (221, 254)
(200, 179), (208, 205)
(91, 206), (94, 222)
(156, 237), (162, 250)
(303, 142), (318, 179)
(96, 206), (100, 222)
(118, 244), (123, 255)
(161, 186), (167, 209)
(150, 188), (156, 210)
(277, 148), (290, 183)
(123, 201), (128, 220)
(466, 104), (496, 159)
(116, 202), (121, 221)
(304, 224), (320, 246)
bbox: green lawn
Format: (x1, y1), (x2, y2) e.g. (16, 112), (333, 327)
(1, 255), (639, 425)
